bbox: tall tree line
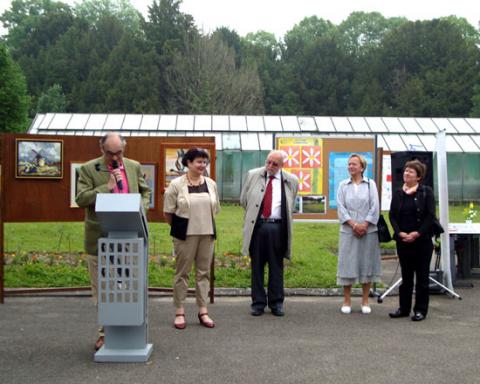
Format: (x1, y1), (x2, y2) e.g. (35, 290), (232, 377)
(1, 0), (480, 132)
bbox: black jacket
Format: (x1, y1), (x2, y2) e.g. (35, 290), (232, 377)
(389, 184), (435, 240)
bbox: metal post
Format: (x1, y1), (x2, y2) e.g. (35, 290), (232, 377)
(435, 130), (454, 291)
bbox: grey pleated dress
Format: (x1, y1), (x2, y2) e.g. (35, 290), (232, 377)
(336, 178), (382, 286)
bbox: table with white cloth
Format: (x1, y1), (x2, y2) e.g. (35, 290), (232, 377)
(448, 223), (480, 285)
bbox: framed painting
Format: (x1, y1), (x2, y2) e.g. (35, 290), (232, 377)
(140, 163), (156, 209)
(70, 162), (84, 208)
(16, 139), (63, 179)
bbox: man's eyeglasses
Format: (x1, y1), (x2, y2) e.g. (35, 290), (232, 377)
(104, 149), (123, 157)
(265, 160), (279, 167)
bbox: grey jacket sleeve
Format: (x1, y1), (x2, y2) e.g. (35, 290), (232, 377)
(336, 181), (351, 224)
(365, 180), (380, 225)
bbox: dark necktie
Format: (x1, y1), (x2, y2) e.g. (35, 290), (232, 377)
(262, 175), (275, 218)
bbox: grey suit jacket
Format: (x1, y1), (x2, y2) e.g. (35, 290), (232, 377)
(240, 167), (298, 259)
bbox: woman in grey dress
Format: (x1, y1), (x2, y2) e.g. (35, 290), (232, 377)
(336, 154), (381, 314)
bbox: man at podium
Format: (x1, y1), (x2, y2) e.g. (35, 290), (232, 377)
(76, 132), (151, 351)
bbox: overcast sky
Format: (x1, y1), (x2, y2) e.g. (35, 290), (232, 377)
(1, 0), (479, 38)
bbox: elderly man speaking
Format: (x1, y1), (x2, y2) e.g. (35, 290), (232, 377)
(240, 150), (299, 317)
(76, 133), (151, 350)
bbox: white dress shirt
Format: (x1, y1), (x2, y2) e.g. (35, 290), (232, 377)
(268, 171), (282, 219)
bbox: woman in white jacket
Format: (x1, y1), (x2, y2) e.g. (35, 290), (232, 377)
(163, 148), (220, 330)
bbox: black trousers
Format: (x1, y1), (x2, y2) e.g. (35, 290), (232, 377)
(249, 221), (285, 311)
(396, 237), (433, 315)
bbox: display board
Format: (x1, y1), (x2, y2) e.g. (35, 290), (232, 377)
(276, 136), (376, 220)
(0, 134), (215, 222)
(0, 133), (216, 303)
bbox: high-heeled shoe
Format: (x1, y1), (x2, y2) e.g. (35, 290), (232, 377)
(198, 312), (215, 328)
(173, 314), (186, 329)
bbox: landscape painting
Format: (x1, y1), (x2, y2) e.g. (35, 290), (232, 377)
(16, 139), (63, 179)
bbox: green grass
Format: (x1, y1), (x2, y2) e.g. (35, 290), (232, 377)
(3, 204), (476, 288)
(6, 264), (89, 287)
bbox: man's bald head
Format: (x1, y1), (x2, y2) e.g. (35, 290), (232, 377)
(100, 133), (126, 164)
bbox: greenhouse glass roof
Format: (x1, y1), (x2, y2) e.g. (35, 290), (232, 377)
(29, 114), (480, 152)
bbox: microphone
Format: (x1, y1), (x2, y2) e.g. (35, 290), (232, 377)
(111, 160), (123, 190)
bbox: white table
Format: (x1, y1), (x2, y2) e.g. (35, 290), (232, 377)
(448, 223), (480, 282)
(448, 222), (480, 235)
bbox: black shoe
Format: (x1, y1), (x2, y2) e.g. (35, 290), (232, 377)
(251, 308), (264, 316)
(411, 312), (426, 321)
(389, 309), (410, 318)
(271, 308), (285, 317)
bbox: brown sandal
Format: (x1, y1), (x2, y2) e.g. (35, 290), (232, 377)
(174, 314), (186, 330)
(198, 312), (215, 328)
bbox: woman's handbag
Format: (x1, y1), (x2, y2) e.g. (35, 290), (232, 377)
(170, 213), (189, 240)
(377, 214), (392, 243)
(420, 188), (445, 238)
(366, 179), (392, 242)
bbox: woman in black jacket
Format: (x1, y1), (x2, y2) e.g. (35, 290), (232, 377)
(389, 159), (435, 322)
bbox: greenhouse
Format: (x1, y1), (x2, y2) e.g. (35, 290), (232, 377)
(28, 114), (480, 202)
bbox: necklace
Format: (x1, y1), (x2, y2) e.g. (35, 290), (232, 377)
(186, 173), (202, 187)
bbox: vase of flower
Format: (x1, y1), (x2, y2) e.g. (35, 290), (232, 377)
(463, 202), (478, 224)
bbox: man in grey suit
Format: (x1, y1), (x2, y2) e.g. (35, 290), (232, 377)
(240, 150), (299, 316)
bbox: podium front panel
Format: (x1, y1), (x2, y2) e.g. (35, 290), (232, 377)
(97, 238), (145, 326)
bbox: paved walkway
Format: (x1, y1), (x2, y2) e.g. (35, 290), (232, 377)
(1, 278), (478, 384)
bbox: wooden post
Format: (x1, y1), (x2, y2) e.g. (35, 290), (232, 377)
(0, 135), (4, 303)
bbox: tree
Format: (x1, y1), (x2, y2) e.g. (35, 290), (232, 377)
(211, 27), (242, 66)
(39, 14), (130, 111)
(74, 0), (143, 33)
(282, 18), (353, 115)
(144, 0), (197, 55)
(1, 0), (74, 59)
(283, 16), (336, 60)
(1, 0), (74, 98)
(0, 43), (30, 132)
(440, 16), (480, 45)
(36, 83), (66, 113)
(377, 19), (480, 116)
(470, 84), (480, 117)
(338, 12), (407, 58)
(79, 32), (162, 113)
(241, 31), (287, 114)
(164, 35), (264, 114)
(142, 0), (198, 112)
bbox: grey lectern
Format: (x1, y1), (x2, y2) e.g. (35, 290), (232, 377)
(93, 193), (153, 363)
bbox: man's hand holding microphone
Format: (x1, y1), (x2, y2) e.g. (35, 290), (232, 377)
(108, 160), (123, 192)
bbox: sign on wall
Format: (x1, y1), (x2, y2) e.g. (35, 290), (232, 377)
(381, 154), (392, 210)
(277, 137), (323, 195)
(277, 137), (325, 214)
(328, 152), (374, 209)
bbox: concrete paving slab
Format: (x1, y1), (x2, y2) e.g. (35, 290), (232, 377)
(0, 280), (478, 384)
